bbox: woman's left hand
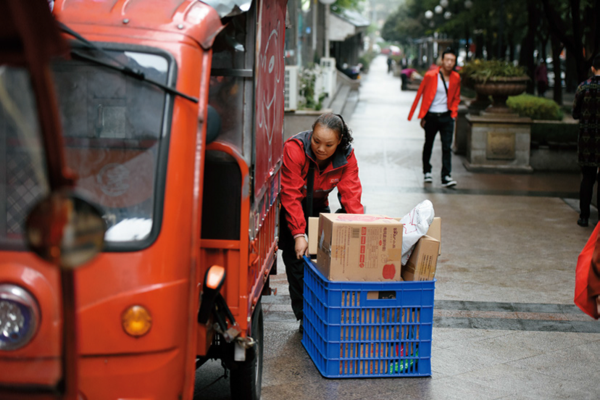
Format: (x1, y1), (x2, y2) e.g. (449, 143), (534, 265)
(294, 236), (309, 259)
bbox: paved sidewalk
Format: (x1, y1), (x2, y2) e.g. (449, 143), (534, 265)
(194, 56), (600, 400)
(260, 56), (600, 400)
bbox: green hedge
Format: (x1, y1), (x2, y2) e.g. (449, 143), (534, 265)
(507, 94), (563, 121)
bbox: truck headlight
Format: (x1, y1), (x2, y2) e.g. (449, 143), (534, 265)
(0, 284), (40, 351)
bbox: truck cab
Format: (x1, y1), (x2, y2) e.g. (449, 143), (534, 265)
(0, 0), (285, 399)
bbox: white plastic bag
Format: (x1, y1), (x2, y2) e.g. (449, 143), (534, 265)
(400, 200), (435, 265)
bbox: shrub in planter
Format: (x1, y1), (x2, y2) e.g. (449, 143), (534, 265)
(299, 64), (327, 111)
(507, 94), (563, 121)
(460, 59), (527, 87)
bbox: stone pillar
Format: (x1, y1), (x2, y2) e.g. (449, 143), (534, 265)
(465, 113), (533, 173)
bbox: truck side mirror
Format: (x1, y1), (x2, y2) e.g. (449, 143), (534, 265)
(25, 191), (106, 269)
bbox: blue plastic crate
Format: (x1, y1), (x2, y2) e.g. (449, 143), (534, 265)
(301, 256), (435, 378)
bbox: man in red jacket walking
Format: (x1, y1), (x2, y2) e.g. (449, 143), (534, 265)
(408, 48), (461, 187)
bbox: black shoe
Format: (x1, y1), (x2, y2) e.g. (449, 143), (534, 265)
(298, 319), (303, 334)
(577, 218), (589, 227)
(442, 175), (457, 187)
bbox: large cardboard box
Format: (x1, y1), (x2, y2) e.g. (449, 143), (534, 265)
(402, 235), (440, 281)
(426, 217), (441, 255)
(316, 214), (403, 281)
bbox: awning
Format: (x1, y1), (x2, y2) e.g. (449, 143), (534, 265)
(328, 8), (370, 42)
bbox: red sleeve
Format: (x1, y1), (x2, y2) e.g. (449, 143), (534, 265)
(337, 150), (364, 214)
(450, 73), (461, 119)
(589, 229), (600, 299)
(280, 140), (309, 236)
(408, 76), (426, 121)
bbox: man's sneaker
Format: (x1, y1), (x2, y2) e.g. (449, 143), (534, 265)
(423, 172), (433, 183)
(442, 176), (457, 187)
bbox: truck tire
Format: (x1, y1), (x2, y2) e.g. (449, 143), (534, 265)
(230, 300), (263, 400)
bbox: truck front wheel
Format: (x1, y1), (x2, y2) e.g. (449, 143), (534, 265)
(230, 300), (263, 400)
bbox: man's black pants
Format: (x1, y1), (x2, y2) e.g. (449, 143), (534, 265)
(580, 166), (600, 219)
(422, 112), (454, 178)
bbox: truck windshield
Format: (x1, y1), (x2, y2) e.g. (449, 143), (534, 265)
(0, 49), (173, 251)
(0, 67), (50, 250)
(51, 49), (171, 246)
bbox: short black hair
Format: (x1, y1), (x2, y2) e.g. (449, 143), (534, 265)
(593, 54), (600, 70)
(441, 48), (456, 60)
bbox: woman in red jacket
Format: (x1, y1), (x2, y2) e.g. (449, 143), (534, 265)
(280, 113), (364, 332)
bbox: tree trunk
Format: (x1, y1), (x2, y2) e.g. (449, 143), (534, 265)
(475, 32), (484, 59)
(465, 23), (470, 61)
(582, 0), (600, 71)
(485, 30), (494, 60)
(508, 32), (515, 62)
(566, 49), (578, 93)
(550, 32), (563, 105)
(539, 35), (548, 62)
(569, 0), (587, 83)
(519, 0), (538, 94)
(541, 0), (588, 84)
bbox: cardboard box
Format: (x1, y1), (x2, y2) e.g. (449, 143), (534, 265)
(316, 214), (403, 281)
(402, 235), (440, 281)
(393, 216), (442, 255)
(308, 217), (319, 255)
(426, 217), (441, 255)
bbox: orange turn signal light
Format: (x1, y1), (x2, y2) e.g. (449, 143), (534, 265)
(206, 265), (225, 290)
(122, 305), (152, 337)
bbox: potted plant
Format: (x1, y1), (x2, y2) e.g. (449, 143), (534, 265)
(460, 60), (529, 114)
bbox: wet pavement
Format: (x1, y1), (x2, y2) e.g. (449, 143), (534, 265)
(195, 56), (600, 399)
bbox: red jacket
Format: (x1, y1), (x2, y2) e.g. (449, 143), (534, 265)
(408, 67), (461, 120)
(281, 131), (364, 236)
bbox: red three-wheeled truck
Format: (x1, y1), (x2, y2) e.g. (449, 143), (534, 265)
(0, 0), (285, 398)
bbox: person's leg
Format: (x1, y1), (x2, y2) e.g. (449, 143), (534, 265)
(440, 115), (454, 178)
(580, 166), (596, 221)
(282, 247), (305, 321)
(422, 116), (438, 175)
(279, 209), (304, 321)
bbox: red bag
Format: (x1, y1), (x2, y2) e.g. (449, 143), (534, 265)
(575, 223), (600, 319)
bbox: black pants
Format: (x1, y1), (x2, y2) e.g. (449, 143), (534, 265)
(400, 74), (408, 91)
(279, 204), (329, 321)
(580, 166), (600, 219)
(422, 113), (454, 178)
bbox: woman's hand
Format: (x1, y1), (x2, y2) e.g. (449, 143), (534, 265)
(420, 118), (426, 128)
(597, 296), (600, 315)
(294, 236), (309, 259)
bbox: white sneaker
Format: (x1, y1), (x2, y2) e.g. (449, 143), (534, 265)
(442, 176), (457, 187)
(423, 172), (433, 183)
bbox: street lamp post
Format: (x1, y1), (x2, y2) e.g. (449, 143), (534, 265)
(426, 0), (474, 61)
(319, 0), (335, 58)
